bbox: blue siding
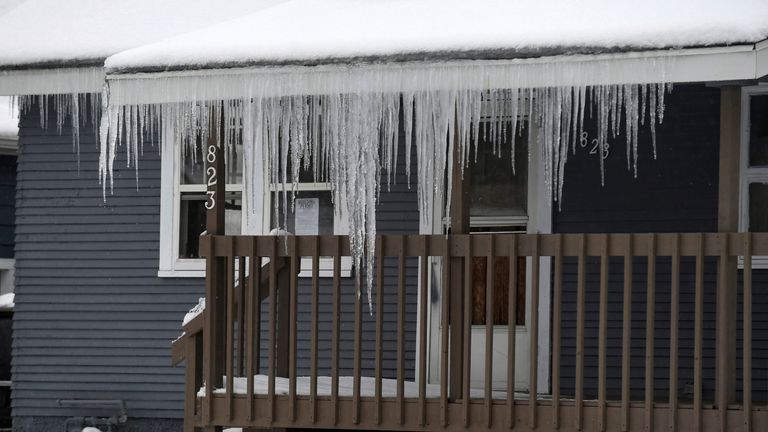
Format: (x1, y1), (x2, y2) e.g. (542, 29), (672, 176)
(13, 100), (203, 425)
(554, 84), (768, 402)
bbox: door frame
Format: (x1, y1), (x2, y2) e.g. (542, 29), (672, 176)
(418, 120), (552, 395)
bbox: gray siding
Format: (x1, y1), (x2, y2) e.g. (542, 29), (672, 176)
(13, 100), (204, 423)
(554, 84), (768, 402)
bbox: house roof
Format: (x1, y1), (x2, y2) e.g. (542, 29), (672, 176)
(0, 0), (286, 94)
(104, 0), (768, 73)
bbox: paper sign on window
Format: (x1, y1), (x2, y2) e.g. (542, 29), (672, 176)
(295, 198), (320, 235)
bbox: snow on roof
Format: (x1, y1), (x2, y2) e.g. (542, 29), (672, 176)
(0, 97), (17, 141)
(106, 0), (768, 73)
(0, 0), (287, 69)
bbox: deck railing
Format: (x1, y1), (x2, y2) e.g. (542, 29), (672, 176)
(177, 232), (768, 432)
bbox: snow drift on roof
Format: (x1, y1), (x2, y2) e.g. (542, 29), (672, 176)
(0, 0), (287, 68)
(106, 0), (768, 73)
(0, 97), (17, 140)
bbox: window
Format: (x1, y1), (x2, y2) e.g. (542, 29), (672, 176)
(739, 86), (768, 267)
(159, 123), (350, 278)
(159, 133), (245, 277)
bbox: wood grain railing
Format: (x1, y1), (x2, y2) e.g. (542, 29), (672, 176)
(182, 232), (768, 432)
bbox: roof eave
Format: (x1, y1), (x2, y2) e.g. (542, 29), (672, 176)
(0, 65), (104, 96)
(106, 43), (768, 105)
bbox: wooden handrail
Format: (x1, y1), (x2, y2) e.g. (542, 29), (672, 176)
(186, 232), (764, 432)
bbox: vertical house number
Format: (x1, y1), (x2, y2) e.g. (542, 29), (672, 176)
(205, 145), (217, 210)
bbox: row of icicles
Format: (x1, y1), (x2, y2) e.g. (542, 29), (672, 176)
(11, 83), (671, 310)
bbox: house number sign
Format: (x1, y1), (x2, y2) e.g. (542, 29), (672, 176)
(579, 131), (610, 160)
(205, 144), (217, 210)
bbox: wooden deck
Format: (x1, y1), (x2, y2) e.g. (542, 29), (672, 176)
(174, 232), (768, 432)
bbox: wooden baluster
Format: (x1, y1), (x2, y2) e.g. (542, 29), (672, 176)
(238, 255), (246, 377)
(507, 235), (518, 429)
(575, 234), (586, 431)
(310, 237), (319, 424)
(621, 234), (633, 432)
(743, 233), (753, 432)
(375, 236), (384, 425)
(225, 237), (235, 420)
(529, 235), (540, 429)
(463, 236), (472, 428)
(331, 236), (341, 425)
(419, 236), (429, 426)
(353, 266), (363, 424)
(598, 234), (608, 432)
(485, 235), (495, 428)
(246, 240), (258, 422)
(267, 237), (277, 424)
(552, 234), (563, 430)
(288, 236), (298, 422)
(716, 234), (729, 432)
(694, 234), (704, 432)
(397, 235), (407, 425)
(440, 235), (451, 427)
(645, 233), (656, 432)
(669, 234), (680, 432)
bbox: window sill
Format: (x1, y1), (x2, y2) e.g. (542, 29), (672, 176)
(158, 257), (354, 278)
(158, 269), (206, 278)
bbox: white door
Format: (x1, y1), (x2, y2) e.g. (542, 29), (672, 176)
(424, 118), (551, 395)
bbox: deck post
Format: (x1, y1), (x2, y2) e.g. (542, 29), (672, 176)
(449, 132), (470, 401)
(202, 111), (226, 430)
(716, 86), (740, 414)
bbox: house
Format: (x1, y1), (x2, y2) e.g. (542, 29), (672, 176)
(1, 1), (768, 432)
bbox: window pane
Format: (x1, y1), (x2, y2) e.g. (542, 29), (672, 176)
(179, 192), (242, 258)
(181, 139), (244, 185)
(749, 182), (768, 232)
(270, 190), (334, 235)
(749, 94), (768, 167)
(469, 123), (528, 218)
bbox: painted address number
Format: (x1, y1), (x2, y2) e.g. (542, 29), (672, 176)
(205, 145), (217, 210)
(580, 131), (610, 160)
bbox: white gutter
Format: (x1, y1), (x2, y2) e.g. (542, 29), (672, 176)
(107, 43), (768, 105)
(0, 66), (104, 95)
(756, 39), (768, 79)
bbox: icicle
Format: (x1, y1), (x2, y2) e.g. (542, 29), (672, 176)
(97, 61), (674, 308)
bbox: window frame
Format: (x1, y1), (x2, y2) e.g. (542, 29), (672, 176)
(739, 85), (768, 268)
(159, 122), (351, 278)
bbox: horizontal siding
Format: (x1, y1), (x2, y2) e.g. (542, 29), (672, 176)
(12, 100), (204, 421)
(554, 84), (768, 402)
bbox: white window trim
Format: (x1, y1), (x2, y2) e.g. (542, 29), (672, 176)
(739, 85), (768, 269)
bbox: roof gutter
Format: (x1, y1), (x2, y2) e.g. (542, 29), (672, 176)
(0, 66), (104, 96)
(106, 43), (768, 106)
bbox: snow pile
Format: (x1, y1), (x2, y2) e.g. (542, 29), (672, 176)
(0, 96), (17, 140)
(0, 293), (14, 310)
(0, 0), (287, 68)
(203, 374), (509, 400)
(182, 297), (205, 327)
(106, 0), (768, 72)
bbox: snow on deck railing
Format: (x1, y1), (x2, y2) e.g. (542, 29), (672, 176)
(99, 57), (672, 308)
